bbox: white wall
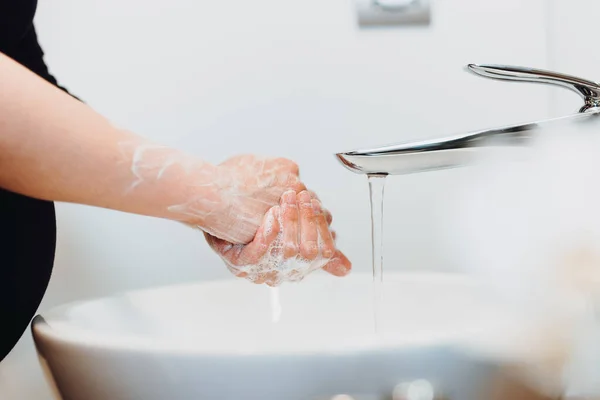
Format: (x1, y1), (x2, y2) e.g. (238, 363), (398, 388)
(0, 0), (564, 398)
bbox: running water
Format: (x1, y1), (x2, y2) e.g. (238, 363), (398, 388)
(268, 175), (386, 330)
(270, 287), (282, 323)
(368, 174), (387, 333)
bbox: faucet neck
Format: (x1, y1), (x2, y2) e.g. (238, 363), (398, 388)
(467, 64), (600, 115)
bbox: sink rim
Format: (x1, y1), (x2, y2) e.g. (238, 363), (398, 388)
(32, 271), (513, 357)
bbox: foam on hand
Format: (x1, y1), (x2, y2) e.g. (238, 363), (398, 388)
(120, 142), (303, 245)
(447, 120), (600, 396)
(220, 207), (334, 286)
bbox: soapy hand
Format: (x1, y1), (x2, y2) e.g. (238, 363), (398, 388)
(204, 190), (351, 286)
(168, 154), (306, 244)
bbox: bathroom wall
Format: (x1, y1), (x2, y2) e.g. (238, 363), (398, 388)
(546, 0), (600, 115)
(0, 0), (565, 398)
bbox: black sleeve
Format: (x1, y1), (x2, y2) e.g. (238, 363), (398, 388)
(0, 2), (78, 362)
(6, 23), (80, 100)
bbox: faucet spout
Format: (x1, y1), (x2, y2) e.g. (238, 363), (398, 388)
(335, 112), (600, 175)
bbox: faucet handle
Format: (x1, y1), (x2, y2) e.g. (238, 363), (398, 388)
(467, 64), (600, 113)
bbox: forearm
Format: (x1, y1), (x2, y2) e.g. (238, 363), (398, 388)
(0, 52), (216, 226)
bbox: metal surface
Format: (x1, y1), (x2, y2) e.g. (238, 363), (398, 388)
(372, 0), (421, 12)
(336, 64), (600, 175)
(467, 64), (600, 112)
(357, 0), (430, 27)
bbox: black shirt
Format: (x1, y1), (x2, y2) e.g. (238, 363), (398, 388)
(0, 0), (72, 361)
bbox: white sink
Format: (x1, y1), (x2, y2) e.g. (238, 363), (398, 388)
(31, 272), (542, 400)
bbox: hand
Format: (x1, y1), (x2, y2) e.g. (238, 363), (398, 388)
(206, 155), (306, 244)
(204, 190), (352, 286)
(168, 154), (306, 244)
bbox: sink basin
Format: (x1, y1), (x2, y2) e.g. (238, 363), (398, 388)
(31, 272), (547, 400)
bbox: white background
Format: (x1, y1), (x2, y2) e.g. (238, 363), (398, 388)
(1, 0), (596, 398)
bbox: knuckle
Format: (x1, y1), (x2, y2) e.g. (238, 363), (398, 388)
(285, 160), (300, 174)
(301, 242), (318, 259)
(298, 200), (313, 210)
(274, 158), (299, 176)
(283, 205), (299, 220)
(325, 236), (335, 247)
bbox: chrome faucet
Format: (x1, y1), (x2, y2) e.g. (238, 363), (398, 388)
(335, 64), (600, 176)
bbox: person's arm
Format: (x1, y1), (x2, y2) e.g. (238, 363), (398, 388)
(0, 52), (302, 244)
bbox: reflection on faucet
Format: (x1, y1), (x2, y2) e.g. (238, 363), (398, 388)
(336, 64), (600, 176)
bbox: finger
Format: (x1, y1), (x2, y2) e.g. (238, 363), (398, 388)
(323, 208), (333, 225)
(280, 166), (305, 193)
(252, 271), (278, 285)
(224, 262), (244, 277)
(204, 233), (247, 276)
(331, 230), (337, 241)
(277, 158), (299, 176)
(298, 191), (319, 260)
(203, 232), (236, 256)
(308, 191), (332, 225)
(312, 199), (335, 258)
(264, 272), (280, 286)
(272, 159), (304, 192)
(237, 207), (281, 265)
(322, 250), (352, 277)
(291, 179), (307, 194)
(281, 191), (299, 258)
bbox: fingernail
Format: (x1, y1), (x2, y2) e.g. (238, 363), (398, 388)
(323, 248), (335, 258)
(327, 258), (350, 276)
(283, 190), (296, 204)
(337, 264), (350, 276)
(298, 190), (311, 205)
(284, 243), (299, 258)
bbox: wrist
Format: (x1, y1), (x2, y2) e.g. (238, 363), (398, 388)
(166, 161), (225, 229)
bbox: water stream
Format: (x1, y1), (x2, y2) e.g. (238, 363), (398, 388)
(368, 174), (387, 333)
